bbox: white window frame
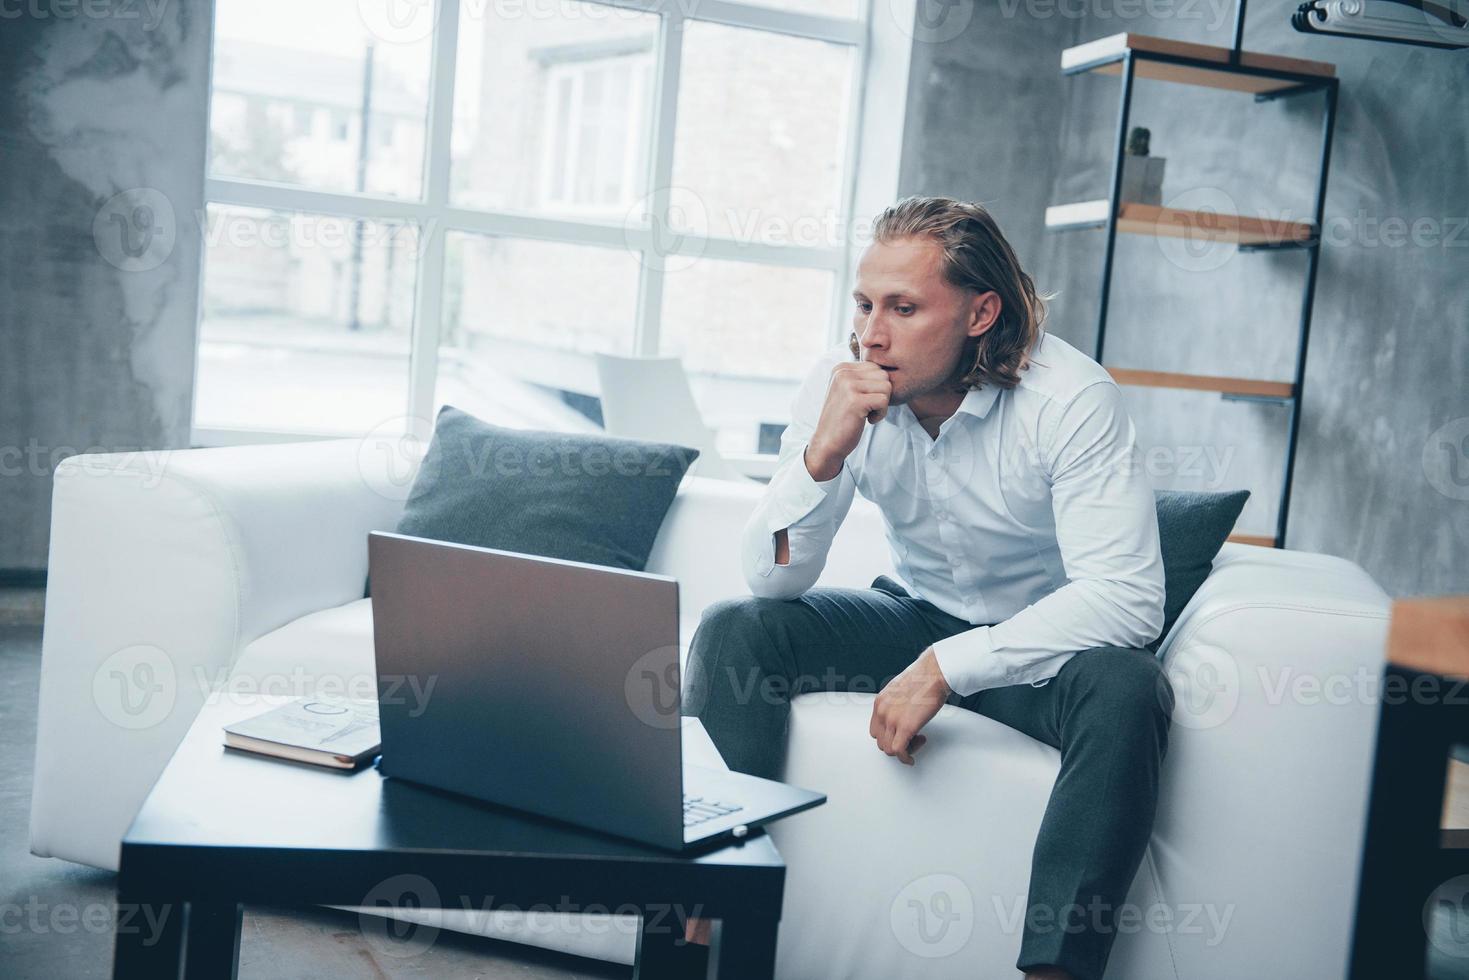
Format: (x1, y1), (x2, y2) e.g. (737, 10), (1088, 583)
(195, 0), (906, 467)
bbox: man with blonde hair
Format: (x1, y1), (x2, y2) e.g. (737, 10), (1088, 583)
(683, 196), (1172, 980)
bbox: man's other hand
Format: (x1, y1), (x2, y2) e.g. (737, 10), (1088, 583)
(869, 647), (952, 765)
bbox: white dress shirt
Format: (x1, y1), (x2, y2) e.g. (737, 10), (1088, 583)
(741, 333), (1166, 697)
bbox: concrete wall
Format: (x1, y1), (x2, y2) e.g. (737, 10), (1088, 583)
(897, 0), (1075, 286)
(0, 3), (212, 573)
(898, 0), (1468, 597)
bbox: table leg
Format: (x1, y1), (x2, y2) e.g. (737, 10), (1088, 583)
(709, 914), (779, 980)
(112, 901), (184, 980)
(183, 901), (243, 980)
(633, 907), (706, 980)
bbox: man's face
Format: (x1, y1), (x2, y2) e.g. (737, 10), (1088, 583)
(851, 236), (995, 407)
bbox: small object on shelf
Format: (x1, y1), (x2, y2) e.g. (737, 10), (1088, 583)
(1120, 126), (1166, 206)
(1126, 126), (1151, 157)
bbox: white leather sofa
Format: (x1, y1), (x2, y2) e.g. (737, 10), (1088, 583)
(31, 438), (1392, 978)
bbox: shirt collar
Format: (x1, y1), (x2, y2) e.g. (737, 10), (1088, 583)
(957, 384), (1002, 420)
(885, 383), (1001, 428)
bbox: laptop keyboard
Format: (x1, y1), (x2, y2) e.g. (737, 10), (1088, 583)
(683, 794), (744, 827)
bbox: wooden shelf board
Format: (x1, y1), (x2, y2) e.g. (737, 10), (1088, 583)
(1062, 32), (1336, 94)
(1227, 533), (1278, 548)
(1045, 200), (1315, 246)
(1106, 367), (1295, 399)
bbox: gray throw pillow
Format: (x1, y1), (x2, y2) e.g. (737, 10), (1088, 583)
(365, 406), (699, 597)
(1150, 489), (1251, 651)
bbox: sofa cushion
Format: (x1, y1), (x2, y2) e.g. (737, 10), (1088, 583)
(1151, 488), (1250, 651)
(367, 406), (698, 595)
(230, 598), (379, 700)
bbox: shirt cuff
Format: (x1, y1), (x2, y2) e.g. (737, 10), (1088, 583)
(931, 626), (1007, 697)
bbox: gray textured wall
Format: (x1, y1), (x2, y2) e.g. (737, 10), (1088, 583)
(899, 0), (1468, 597)
(897, 0), (1075, 271)
(0, 4), (212, 572)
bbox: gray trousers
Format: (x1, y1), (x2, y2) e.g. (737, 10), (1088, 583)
(681, 576), (1173, 980)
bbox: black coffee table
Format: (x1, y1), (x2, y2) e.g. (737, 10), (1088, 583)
(112, 697), (787, 979)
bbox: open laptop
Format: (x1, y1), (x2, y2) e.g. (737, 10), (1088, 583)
(367, 531), (825, 851)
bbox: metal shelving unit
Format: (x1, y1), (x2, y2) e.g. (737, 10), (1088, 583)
(1046, 2), (1340, 547)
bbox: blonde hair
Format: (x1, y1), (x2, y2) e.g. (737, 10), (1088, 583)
(865, 196), (1049, 390)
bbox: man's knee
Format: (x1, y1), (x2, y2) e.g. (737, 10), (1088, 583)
(686, 596), (799, 701)
(1065, 646), (1175, 727)
(691, 596), (794, 662)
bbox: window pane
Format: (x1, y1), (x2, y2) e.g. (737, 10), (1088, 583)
(659, 259), (834, 454)
(452, 2), (658, 219)
(437, 233), (641, 430)
(210, 0), (431, 199)
(672, 21), (853, 243)
(196, 206), (419, 434)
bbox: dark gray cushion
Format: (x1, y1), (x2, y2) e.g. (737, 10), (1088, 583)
(365, 406), (698, 596)
(1150, 489), (1251, 651)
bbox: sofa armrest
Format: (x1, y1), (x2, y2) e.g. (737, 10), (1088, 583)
(1151, 544), (1392, 977)
(30, 438), (411, 870)
(771, 545), (1392, 980)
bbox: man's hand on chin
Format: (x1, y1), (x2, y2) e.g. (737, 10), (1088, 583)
(869, 647), (952, 765)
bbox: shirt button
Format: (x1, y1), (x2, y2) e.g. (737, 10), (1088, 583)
(949, 556), (962, 568)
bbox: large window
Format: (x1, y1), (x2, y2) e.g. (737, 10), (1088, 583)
(196, 0), (868, 461)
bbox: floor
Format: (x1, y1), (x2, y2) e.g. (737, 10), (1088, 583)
(4, 593), (1469, 979)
